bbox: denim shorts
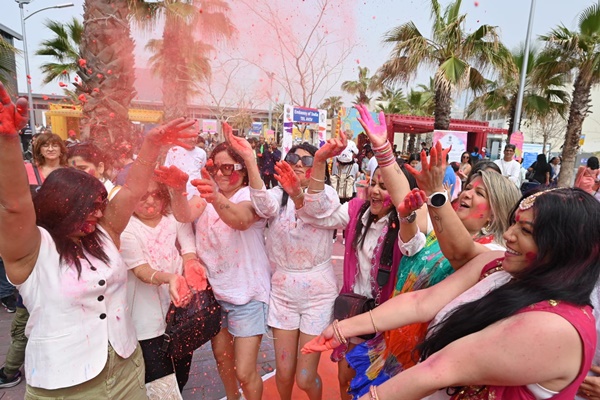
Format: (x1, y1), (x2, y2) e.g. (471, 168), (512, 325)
(219, 299), (268, 338)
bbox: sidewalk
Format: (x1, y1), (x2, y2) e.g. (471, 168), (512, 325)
(0, 239), (346, 400)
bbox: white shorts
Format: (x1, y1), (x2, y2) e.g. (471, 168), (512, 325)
(268, 261), (339, 335)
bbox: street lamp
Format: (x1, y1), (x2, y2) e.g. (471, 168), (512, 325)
(511, 0), (536, 139)
(16, 0), (74, 128)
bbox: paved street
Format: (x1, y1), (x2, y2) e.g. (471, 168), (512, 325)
(0, 236), (346, 399)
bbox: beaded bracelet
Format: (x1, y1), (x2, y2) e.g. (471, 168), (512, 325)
(369, 385), (380, 400)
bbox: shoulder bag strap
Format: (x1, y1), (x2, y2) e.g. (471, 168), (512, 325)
(32, 164), (43, 186)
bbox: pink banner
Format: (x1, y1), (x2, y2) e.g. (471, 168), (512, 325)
(510, 131), (524, 161)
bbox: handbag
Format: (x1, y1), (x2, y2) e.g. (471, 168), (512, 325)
(333, 293), (376, 340)
(161, 285), (222, 359)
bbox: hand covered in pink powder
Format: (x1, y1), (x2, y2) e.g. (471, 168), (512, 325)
(398, 188), (427, 218)
(168, 274), (192, 308)
(0, 83), (28, 135)
(191, 164), (219, 203)
(154, 165), (188, 191)
(223, 122), (255, 163)
(274, 161), (302, 197)
(146, 117), (197, 150)
(404, 141), (450, 195)
(314, 131), (347, 163)
(184, 259), (208, 292)
(355, 104), (387, 148)
(301, 324), (341, 354)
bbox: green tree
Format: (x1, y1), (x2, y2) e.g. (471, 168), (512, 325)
(375, 86), (407, 114)
(320, 96), (344, 118)
(467, 46), (570, 143)
(35, 18), (83, 85)
(341, 66), (380, 105)
(0, 37), (19, 94)
(540, 3), (600, 187)
(378, 0), (514, 130)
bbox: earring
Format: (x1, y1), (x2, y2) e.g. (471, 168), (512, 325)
(481, 221), (492, 236)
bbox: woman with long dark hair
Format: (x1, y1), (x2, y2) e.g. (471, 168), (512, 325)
(305, 187), (600, 400)
(0, 83), (195, 399)
(168, 124), (271, 400)
(225, 126), (345, 400)
(527, 153), (552, 186)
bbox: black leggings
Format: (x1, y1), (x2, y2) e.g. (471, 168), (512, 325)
(139, 336), (194, 391)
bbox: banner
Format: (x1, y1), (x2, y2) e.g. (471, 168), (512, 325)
(509, 131), (524, 161)
(283, 104), (327, 149)
(251, 122), (263, 134)
(432, 130), (468, 163)
(522, 143), (544, 169)
(202, 119), (218, 134)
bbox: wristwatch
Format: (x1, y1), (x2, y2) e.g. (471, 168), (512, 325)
(399, 211), (417, 224)
(427, 191), (449, 208)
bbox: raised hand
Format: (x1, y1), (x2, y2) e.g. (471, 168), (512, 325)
(398, 188), (427, 217)
(223, 122), (255, 162)
(168, 274), (192, 308)
(154, 165), (189, 191)
(274, 161), (302, 197)
(184, 259), (208, 292)
(315, 130), (347, 163)
(191, 165), (219, 203)
(301, 325), (341, 354)
(404, 141), (450, 195)
(146, 118), (197, 150)
(355, 104), (387, 147)
(0, 83), (28, 135)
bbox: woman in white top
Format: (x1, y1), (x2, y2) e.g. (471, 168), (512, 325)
(0, 84), (195, 399)
(67, 142), (121, 199)
(169, 123), (271, 400)
(225, 127), (346, 400)
(121, 179), (206, 396)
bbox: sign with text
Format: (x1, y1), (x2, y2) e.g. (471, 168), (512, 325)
(292, 107), (320, 123)
(432, 130), (468, 163)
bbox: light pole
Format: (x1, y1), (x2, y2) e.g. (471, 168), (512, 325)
(511, 0), (536, 140)
(266, 72), (275, 132)
(16, 0), (74, 128)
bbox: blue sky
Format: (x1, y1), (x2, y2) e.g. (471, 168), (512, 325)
(2, 0), (593, 106)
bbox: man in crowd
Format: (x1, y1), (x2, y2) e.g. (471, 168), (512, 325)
(494, 144), (521, 188)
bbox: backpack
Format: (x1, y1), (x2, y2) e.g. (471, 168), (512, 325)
(330, 163), (355, 199)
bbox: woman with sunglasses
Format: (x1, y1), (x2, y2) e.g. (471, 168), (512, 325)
(120, 179), (206, 397)
(0, 83), (196, 399)
(167, 127), (270, 400)
(457, 151), (472, 184)
(224, 126), (345, 400)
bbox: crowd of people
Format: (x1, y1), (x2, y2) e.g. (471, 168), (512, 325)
(1, 82), (600, 400)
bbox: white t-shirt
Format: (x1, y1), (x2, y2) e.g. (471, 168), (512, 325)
(345, 140), (359, 155)
(121, 214), (196, 341)
(494, 158), (521, 187)
(195, 186), (271, 305)
(367, 157), (379, 177)
(164, 146), (207, 199)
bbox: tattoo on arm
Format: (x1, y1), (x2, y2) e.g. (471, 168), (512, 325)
(432, 210), (443, 233)
(219, 203), (230, 210)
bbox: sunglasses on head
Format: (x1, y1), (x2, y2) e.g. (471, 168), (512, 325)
(206, 163), (243, 176)
(285, 153), (314, 167)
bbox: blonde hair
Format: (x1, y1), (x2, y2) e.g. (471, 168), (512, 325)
(476, 169), (521, 247)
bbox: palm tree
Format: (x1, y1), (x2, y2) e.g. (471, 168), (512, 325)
(375, 86), (407, 114)
(320, 96), (344, 118)
(467, 46), (570, 143)
(341, 66), (380, 105)
(35, 18), (83, 85)
(378, 0), (514, 130)
(144, 0), (235, 120)
(0, 37), (19, 89)
(540, 3), (600, 187)
(78, 0), (137, 149)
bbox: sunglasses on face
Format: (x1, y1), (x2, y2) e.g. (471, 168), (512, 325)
(462, 155), (470, 159)
(284, 153), (314, 167)
(140, 190), (167, 201)
(206, 163), (243, 176)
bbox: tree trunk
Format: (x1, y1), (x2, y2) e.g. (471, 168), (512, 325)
(408, 133), (416, 153)
(557, 73), (593, 188)
(80, 0), (136, 153)
(433, 83), (452, 130)
(162, 14), (191, 121)
(506, 96), (518, 144)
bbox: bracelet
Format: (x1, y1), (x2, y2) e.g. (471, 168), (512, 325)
(369, 385), (380, 400)
(399, 210), (417, 224)
(368, 309), (379, 333)
(371, 140), (390, 152)
(310, 176), (325, 183)
(376, 156), (397, 168)
(150, 270), (159, 285)
(292, 191), (304, 200)
(332, 319), (348, 345)
(136, 157), (154, 167)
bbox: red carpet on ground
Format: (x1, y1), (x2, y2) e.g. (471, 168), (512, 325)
(262, 350), (341, 399)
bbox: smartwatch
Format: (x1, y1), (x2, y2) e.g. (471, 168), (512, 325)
(400, 211), (417, 224)
(427, 191), (448, 208)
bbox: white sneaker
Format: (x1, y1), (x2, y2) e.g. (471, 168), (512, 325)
(342, 238), (345, 245)
(332, 238), (336, 244)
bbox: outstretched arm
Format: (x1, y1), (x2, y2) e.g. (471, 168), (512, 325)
(0, 84), (40, 284)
